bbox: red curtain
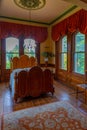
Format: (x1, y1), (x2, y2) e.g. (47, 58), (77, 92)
(0, 22), (48, 43)
(52, 9), (87, 41)
(52, 19), (67, 41)
(79, 10), (87, 34)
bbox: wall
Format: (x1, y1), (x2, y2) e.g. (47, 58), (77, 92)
(40, 26), (55, 65)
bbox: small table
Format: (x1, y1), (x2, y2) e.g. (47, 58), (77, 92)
(76, 84), (87, 104)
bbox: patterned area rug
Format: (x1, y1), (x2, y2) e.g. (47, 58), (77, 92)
(2, 101), (87, 130)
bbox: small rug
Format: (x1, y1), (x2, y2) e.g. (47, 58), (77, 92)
(2, 101), (87, 130)
(13, 94), (58, 111)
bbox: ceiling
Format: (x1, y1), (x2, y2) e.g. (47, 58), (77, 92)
(0, 0), (87, 25)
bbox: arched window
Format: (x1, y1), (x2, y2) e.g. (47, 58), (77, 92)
(23, 38), (36, 57)
(73, 32), (85, 74)
(6, 37), (19, 69)
(59, 36), (67, 70)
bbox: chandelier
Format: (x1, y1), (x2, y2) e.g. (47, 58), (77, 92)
(14, 0), (46, 10)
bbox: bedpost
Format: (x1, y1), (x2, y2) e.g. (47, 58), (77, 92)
(14, 72), (18, 102)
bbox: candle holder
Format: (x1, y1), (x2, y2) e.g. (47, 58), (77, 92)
(44, 57), (48, 67)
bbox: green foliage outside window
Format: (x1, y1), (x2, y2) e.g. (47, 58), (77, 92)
(24, 39), (36, 57)
(6, 37), (19, 69)
(74, 32), (85, 74)
(61, 53), (67, 70)
(24, 47), (35, 57)
(60, 36), (67, 70)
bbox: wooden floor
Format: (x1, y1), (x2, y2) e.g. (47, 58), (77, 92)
(0, 80), (87, 115)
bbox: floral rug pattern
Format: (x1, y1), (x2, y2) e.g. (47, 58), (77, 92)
(3, 101), (87, 130)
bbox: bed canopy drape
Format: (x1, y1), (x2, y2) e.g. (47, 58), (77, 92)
(0, 21), (48, 43)
(52, 9), (87, 41)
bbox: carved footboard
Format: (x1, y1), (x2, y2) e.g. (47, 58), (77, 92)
(27, 66), (43, 97)
(14, 66), (54, 102)
(14, 70), (28, 102)
(43, 69), (54, 95)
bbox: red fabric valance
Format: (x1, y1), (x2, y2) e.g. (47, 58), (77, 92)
(0, 22), (48, 43)
(52, 9), (87, 41)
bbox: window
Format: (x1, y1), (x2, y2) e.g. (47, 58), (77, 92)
(6, 37), (19, 69)
(74, 32), (85, 74)
(59, 36), (67, 70)
(24, 38), (36, 57)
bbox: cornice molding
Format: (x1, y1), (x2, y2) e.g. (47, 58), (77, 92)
(0, 5), (78, 26)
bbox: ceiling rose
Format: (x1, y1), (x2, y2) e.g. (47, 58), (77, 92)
(14, 0), (46, 10)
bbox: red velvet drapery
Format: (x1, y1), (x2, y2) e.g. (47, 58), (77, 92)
(0, 22), (48, 43)
(52, 9), (87, 41)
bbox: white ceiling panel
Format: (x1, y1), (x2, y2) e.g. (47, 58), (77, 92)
(0, 0), (83, 25)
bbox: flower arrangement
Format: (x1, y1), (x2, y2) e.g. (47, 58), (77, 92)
(42, 51), (55, 58)
(42, 51), (54, 67)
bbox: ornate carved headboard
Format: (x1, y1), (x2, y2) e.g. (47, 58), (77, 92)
(10, 55), (37, 71)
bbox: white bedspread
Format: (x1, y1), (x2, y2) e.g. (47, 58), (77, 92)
(10, 68), (30, 97)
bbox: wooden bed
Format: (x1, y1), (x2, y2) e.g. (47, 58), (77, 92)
(10, 55), (37, 71)
(10, 55), (54, 102)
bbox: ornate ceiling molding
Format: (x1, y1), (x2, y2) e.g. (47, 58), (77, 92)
(14, 0), (46, 10)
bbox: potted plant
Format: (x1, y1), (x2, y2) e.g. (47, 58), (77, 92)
(42, 51), (55, 63)
(42, 51), (54, 57)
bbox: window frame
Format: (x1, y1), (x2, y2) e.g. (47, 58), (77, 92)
(59, 35), (68, 71)
(5, 37), (19, 69)
(72, 32), (85, 75)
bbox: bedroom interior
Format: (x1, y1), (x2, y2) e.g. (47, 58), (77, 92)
(0, 0), (87, 129)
